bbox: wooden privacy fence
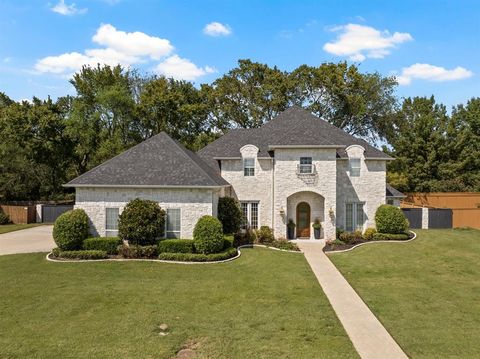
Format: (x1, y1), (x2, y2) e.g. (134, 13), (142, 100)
(0, 205), (36, 224)
(452, 209), (480, 229)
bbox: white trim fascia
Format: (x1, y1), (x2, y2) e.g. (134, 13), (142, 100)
(268, 145), (345, 150)
(336, 157), (393, 161)
(63, 184), (230, 189)
(213, 157), (272, 160)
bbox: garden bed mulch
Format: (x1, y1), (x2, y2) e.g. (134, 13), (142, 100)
(323, 231), (416, 253)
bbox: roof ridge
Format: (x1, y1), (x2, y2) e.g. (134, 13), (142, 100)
(166, 135), (222, 186)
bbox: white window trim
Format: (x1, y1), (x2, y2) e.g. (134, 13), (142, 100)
(241, 201), (260, 229)
(243, 158), (255, 177)
(345, 202), (365, 232)
(349, 158), (361, 177)
(298, 156), (314, 174)
(105, 207), (119, 237)
(165, 208), (182, 239)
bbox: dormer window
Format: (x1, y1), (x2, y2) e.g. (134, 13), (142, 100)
(349, 158), (361, 177)
(298, 157), (313, 174)
(243, 158), (255, 176)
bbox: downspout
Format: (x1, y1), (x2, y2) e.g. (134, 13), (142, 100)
(271, 157), (275, 231)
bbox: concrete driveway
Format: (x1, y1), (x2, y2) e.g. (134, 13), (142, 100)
(0, 225), (55, 255)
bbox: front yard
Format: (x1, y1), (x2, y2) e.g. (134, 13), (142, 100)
(330, 229), (480, 358)
(0, 247), (357, 359)
(0, 223), (43, 234)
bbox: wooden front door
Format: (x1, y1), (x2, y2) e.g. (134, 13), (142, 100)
(296, 202), (311, 238)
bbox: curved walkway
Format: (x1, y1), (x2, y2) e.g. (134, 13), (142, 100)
(0, 225), (55, 255)
(297, 240), (407, 359)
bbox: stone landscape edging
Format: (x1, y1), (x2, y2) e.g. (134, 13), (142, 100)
(238, 243), (302, 253)
(325, 230), (417, 254)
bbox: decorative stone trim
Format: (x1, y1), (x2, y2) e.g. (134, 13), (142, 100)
(325, 231), (417, 254)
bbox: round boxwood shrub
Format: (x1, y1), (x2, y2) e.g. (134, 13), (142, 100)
(217, 197), (243, 234)
(53, 209), (89, 250)
(193, 215), (224, 254)
(375, 204), (409, 234)
(118, 198), (165, 245)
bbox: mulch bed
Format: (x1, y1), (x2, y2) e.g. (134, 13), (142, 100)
(323, 232), (415, 252)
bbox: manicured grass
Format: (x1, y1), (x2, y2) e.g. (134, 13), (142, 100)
(0, 223), (42, 234)
(0, 248), (357, 359)
(330, 229), (480, 358)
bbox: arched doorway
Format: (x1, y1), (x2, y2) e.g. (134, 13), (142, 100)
(296, 202), (311, 238)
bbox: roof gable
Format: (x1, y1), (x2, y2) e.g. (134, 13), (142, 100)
(66, 132), (228, 188)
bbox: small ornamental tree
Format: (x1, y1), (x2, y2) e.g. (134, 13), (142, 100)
(193, 215), (224, 254)
(217, 197), (243, 234)
(375, 204), (409, 234)
(53, 209), (89, 250)
(118, 199), (165, 245)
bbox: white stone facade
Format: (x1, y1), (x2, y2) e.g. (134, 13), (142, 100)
(75, 187), (220, 238)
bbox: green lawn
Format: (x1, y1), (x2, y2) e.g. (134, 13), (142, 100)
(0, 248), (357, 359)
(330, 229), (480, 358)
(0, 223), (43, 234)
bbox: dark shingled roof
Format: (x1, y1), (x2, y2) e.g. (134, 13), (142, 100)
(386, 184), (406, 198)
(197, 106), (391, 166)
(66, 132), (229, 187)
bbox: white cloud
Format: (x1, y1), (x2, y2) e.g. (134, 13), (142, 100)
(92, 24), (173, 60)
(396, 63), (473, 85)
(50, 0), (87, 16)
(155, 55), (216, 81)
(203, 22), (232, 37)
(323, 23), (412, 61)
(34, 24), (213, 81)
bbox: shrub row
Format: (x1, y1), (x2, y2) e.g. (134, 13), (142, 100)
(118, 244), (158, 259)
(372, 232), (410, 241)
(158, 239), (195, 254)
(339, 231), (364, 244)
(83, 237), (122, 254)
(51, 248), (108, 260)
(158, 247), (238, 262)
(268, 239), (300, 251)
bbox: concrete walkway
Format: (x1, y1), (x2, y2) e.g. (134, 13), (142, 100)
(297, 240), (408, 359)
(0, 225), (55, 255)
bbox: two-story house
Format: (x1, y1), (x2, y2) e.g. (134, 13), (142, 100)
(66, 106), (399, 240)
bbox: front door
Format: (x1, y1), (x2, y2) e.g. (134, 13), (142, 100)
(296, 202), (311, 238)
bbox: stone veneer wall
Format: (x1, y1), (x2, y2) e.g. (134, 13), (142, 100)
(336, 151), (386, 231)
(75, 187), (220, 238)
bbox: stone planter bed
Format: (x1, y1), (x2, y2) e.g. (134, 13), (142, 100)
(323, 231), (416, 253)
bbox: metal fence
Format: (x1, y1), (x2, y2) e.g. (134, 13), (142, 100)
(41, 205), (74, 223)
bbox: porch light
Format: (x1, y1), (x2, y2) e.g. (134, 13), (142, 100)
(279, 207), (285, 215)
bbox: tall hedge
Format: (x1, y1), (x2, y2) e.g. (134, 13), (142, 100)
(193, 215), (224, 254)
(53, 209), (89, 250)
(217, 197), (243, 234)
(375, 204), (409, 234)
(118, 199), (165, 245)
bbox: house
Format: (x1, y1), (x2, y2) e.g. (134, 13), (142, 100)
(65, 106), (397, 240)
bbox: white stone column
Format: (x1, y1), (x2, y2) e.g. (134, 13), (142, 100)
(422, 208), (429, 229)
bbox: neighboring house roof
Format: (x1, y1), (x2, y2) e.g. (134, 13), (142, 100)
(386, 184), (406, 198)
(65, 132), (229, 188)
(197, 106), (392, 166)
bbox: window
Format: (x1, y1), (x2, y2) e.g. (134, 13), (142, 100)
(243, 158), (255, 176)
(387, 199), (394, 205)
(345, 203), (364, 232)
(299, 157), (313, 174)
(349, 158), (361, 177)
(105, 208), (119, 237)
(241, 201), (259, 229)
(166, 209), (181, 238)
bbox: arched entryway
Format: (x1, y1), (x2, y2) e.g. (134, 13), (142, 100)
(296, 202), (311, 238)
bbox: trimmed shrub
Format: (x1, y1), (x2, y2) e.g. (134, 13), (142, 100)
(217, 197), (243, 234)
(118, 199), (165, 245)
(118, 244), (158, 259)
(53, 209), (89, 251)
(193, 215), (224, 254)
(223, 235), (234, 249)
(158, 239), (195, 254)
(51, 248), (107, 260)
(363, 228), (377, 241)
(339, 231), (364, 244)
(158, 247), (238, 262)
(256, 226), (275, 244)
(233, 229), (255, 247)
(372, 232), (410, 241)
(83, 237), (122, 254)
(375, 204), (409, 234)
(0, 210), (10, 224)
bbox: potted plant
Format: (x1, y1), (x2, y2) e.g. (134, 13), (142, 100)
(312, 219), (322, 239)
(287, 219), (296, 239)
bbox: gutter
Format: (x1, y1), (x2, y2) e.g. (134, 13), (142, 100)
(63, 184), (230, 189)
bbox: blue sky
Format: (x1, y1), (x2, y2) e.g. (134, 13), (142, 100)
(0, 0), (478, 108)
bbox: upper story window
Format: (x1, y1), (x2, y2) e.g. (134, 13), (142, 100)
(349, 158), (361, 177)
(243, 158), (255, 176)
(298, 157), (313, 174)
